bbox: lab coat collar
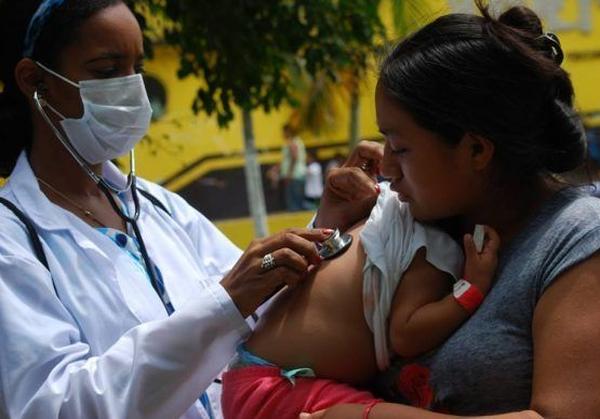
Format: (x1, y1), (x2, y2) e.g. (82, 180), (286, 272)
(6, 153), (163, 324)
(8, 152), (71, 232)
(7, 151), (148, 232)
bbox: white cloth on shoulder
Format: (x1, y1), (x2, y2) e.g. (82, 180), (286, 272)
(360, 183), (464, 371)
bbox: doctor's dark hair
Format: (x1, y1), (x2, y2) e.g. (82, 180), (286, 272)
(379, 1), (586, 177)
(0, 0), (123, 177)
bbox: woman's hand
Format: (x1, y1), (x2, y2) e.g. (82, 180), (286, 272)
(220, 228), (333, 318)
(315, 141), (384, 231)
(299, 404), (363, 419)
(463, 225), (500, 295)
(299, 405), (543, 419)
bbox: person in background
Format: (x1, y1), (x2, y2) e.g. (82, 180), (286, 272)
(303, 150), (324, 210)
(280, 124), (307, 211)
(0, 1), (333, 418)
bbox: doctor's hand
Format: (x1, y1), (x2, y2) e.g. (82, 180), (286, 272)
(221, 228), (332, 318)
(315, 141), (383, 232)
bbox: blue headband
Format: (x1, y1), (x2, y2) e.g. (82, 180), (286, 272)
(23, 0), (66, 57)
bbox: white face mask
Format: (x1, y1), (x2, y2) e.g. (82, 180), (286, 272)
(36, 61), (152, 164)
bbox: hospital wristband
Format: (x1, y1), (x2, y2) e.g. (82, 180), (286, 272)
(453, 279), (484, 314)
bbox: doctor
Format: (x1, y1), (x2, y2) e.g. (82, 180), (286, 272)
(0, 1), (349, 418)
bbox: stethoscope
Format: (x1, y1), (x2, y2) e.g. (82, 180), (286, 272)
(33, 88), (355, 307)
(33, 90), (167, 306)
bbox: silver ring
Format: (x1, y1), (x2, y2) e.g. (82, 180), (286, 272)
(260, 253), (276, 271)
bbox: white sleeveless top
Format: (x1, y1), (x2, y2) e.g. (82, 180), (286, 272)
(360, 183), (463, 370)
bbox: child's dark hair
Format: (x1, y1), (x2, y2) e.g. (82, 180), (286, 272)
(0, 0), (123, 177)
(379, 1), (586, 177)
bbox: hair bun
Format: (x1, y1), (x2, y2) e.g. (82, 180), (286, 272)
(498, 6), (543, 36)
(541, 100), (586, 173)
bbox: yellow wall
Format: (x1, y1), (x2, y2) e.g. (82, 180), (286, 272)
(216, 211), (315, 249)
(2, 1), (598, 248)
(134, 0), (600, 192)
(129, 0), (600, 247)
(135, 47), (379, 191)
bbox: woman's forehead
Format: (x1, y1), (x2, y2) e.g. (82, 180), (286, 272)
(375, 89), (413, 130)
(69, 3), (143, 59)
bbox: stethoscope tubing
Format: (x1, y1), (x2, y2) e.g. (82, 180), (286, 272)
(98, 166), (165, 303)
(34, 89), (164, 305)
(33, 90), (136, 194)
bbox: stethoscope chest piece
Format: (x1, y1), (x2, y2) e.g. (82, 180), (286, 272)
(318, 228), (353, 260)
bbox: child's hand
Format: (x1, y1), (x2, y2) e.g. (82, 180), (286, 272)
(462, 225), (500, 295)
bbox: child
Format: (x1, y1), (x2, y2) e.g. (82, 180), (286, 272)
(222, 183), (498, 418)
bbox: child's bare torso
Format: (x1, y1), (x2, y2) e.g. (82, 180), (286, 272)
(246, 221), (378, 386)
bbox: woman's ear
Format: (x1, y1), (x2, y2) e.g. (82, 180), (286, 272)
(465, 132), (494, 171)
(14, 58), (43, 99)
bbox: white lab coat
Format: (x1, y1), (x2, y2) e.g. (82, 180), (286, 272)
(0, 153), (250, 419)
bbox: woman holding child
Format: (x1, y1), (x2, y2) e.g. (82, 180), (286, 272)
(301, 2), (600, 418)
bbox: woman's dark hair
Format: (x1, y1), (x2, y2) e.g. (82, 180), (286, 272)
(0, 0), (123, 177)
(379, 0), (586, 176)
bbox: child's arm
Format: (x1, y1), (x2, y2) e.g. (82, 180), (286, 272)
(388, 226), (499, 358)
